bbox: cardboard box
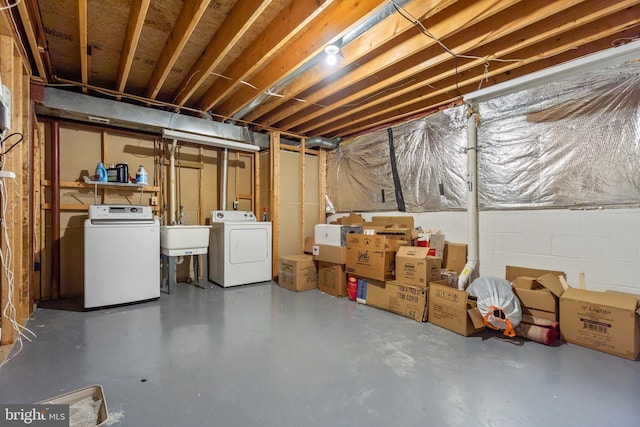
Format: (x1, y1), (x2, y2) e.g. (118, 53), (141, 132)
(317, 262), (347, 297)
(443, 242), (467, 275)
(512, 276), (541, 290)
(314, 224), (363, 246)
(371, 215), (414, 229)
(395, 246), (441, 287)
(505, 265), (565, 283)
(278, 255), (318, 292)
(377, 227), (413, 242)
(345, 234), (399, 281)
(37, 385), (108, 426)
(312, 244), (347, 264)
(304, 236), (314, 254)
(560, 288), (640, 360)
(513, 287), (557, 312)
(333, 212), (365, 225)
(363, 280), (430, 322)
(428, 283), (485, 336)
(355, 276), (386, 304)
(522, 307), (558, 322)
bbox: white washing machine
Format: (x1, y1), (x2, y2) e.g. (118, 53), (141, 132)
(208, 210), (272, 287)
(84, 204), (160, 308)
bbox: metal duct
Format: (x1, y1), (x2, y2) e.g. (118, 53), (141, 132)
(36, 87), (299, 148)
(306, 136), (340, 149)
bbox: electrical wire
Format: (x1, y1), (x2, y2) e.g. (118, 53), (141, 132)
(0, 0), (21, 11)
(0, 132), (24, 155)
(389, 0), (523, 98)
(0, 166), (37, 366)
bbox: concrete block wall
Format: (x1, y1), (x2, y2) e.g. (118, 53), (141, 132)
(329, 209), (640, 294)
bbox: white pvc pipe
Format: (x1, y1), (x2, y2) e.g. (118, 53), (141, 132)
(458, 110), (479, 290)
(169, 139), (177, 225)
(220, 148), (228, 210)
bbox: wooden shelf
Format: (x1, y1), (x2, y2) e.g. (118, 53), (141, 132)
(41, 179), (160, 192)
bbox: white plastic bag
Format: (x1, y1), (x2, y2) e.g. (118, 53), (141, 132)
(467, 277), (522, 337)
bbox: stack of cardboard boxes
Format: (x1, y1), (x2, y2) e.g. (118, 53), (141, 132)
(278, 213), (640, 360)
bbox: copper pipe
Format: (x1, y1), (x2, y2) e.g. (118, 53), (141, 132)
(51, 121), (60, 299)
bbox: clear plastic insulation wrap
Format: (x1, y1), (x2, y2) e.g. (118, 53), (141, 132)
(477, 60), (640, 209)
(326, 60), (640, 213)
(326, 106), (468, 213)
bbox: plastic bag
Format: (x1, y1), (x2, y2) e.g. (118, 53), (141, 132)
(467, 277), (522, 337)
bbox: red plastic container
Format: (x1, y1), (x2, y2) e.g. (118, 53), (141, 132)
(347, 275), (358, 301)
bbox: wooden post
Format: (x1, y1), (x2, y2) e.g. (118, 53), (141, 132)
(300, 137), (306, 253)
(270, 131), (280, 280)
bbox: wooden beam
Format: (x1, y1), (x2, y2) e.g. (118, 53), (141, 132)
(116, 0), (151, 94)
(291, 0), (620, 134)
(191, 0), (330, 109)
(243, 0), (458, 123)
(0, 34), (14, 344)
(310, 1), (640, 136)
(201, 0), (388, 115)
(16, 0), (47, 79)
(145, 0), (211, 100)
(173, 0), (272, 106)
(270, 131), (280, 280)
(79, 0), (88, 93)
(270, 0), (525, 130)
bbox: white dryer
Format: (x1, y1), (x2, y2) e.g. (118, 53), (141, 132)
(208, 210), (272, 287)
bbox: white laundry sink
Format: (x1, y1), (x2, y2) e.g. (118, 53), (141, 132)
(160, 225), (211, 256)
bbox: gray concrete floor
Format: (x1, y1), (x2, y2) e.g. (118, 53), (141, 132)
(1, 282), (639, 426)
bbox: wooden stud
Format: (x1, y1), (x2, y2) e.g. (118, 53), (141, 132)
(199, 146), (204, 224)
(300, 137), (305, 253)
(319, 148), (327, 223)
(0, 34), (14, 345)
(270, 131), (280, 280)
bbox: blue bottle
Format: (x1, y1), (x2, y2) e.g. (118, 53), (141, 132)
(95, 162), (108, 182)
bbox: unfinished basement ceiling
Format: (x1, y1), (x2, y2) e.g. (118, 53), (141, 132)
(15, 0), (640, 138)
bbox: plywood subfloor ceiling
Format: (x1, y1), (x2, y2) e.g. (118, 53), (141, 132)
(12, 0), (640, 138)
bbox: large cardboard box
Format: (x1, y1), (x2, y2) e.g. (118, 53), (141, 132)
(560, 288), (640, 360)
(314, 224), (363, 246)
(371, 215), (414, 229)
(506, 266), (568, 322)
(443, 242), (467, 275)
(395, 246), (441, 287)
(513, 287), (556, 312)
(376, 227), (413, 242)
(428, 283), (485, 336)
(312, 244), (347, 264)
(355, 276), (386, 304)
(317, 262), (347, 297)
(362, 280), (430, 322)
(278, 255), (318, 292)
(345, 234), (400, 281)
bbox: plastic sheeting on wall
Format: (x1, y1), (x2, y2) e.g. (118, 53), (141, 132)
(327, 106), (468, 212)
(478, 61), (640, 209)
(327, 60), (640, 213)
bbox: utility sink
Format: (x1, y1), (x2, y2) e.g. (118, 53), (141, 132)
(160, 225), (211, 256)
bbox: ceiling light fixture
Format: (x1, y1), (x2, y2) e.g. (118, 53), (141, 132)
(324, 44), (343, 66)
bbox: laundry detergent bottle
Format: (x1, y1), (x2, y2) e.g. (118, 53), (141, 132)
(95, 162), (108, 182)
(136, 165), (148, 185)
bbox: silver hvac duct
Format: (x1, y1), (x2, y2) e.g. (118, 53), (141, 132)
(306, 136), (341, 149)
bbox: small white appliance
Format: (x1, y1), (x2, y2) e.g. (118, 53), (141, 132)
(208, 210), (272, 287)
(84, 204), (160, 308)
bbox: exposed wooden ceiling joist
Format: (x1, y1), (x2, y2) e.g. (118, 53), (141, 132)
(17, 0), (640, 138)
(145, 0), (211, 100)
(116, 0), (151, 94)
(172, 0), (273, 106)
